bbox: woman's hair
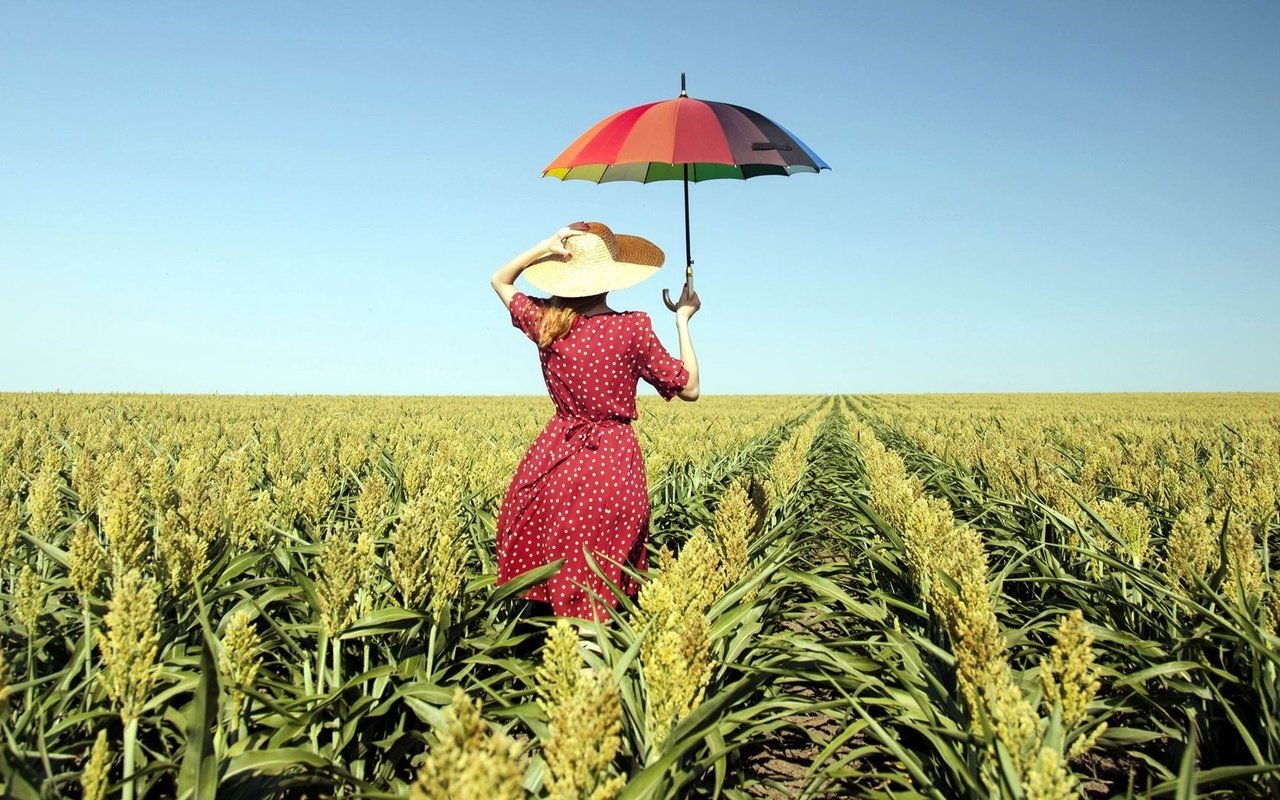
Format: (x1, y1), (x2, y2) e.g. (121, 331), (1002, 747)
(537, 294), (605, 349)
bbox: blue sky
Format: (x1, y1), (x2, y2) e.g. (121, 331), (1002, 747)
(2, 1), (1277, 394)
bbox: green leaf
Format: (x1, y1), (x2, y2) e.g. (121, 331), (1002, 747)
(339, 607), (425, 640)
(222, 748), (332, 778)
(484, 559), (565, 607)
(1175, 720), (1197, 800)
(177, 634), (221, 800)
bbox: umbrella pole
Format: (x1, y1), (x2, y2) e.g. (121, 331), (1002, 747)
(664, 74), (694, 311)
(664, 165), (693, 312)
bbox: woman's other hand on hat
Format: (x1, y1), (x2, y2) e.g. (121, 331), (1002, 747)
(491, 222), (588, 303)
(674, 281), (700, 321)
(544, 222), (591, 259)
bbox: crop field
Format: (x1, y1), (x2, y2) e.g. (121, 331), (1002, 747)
(1, 393), (1278, 799)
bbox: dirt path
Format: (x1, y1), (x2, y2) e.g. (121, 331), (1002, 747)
(735, 404), (878, 799)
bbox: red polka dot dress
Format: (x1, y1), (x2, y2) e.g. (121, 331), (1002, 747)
(496, 291), (690, 623)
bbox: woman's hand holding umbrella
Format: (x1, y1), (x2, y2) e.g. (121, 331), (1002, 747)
(673, 281), (700, 321)
(669, 280), (701, 400)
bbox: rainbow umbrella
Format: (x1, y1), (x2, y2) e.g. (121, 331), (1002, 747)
(543, 74), (829, 309)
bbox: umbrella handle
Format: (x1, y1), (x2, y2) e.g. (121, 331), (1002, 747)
(663, 264), (694, 312)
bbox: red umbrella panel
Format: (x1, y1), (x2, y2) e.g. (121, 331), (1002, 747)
(543, 78), (829, 309)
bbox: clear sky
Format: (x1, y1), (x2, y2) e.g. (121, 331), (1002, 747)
(3, 1), (1278, 395)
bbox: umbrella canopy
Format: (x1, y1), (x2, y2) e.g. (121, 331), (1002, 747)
(543, 97), (828, 182)
(542, 75), (828, 309)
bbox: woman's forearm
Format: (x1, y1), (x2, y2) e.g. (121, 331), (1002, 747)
(676, 317), (699, 398)
(491, 237), (556, 306)
(491, 238), (554, 287)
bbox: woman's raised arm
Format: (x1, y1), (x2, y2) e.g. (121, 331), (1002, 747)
(673, 281), (701, 400)
(490, 223), (589, 308)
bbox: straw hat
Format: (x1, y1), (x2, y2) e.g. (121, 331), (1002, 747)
(522, 222), (665, 298)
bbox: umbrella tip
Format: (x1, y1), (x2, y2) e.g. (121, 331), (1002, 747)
(680, 71), (687, 97)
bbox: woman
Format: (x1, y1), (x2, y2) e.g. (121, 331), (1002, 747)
(489, 221), (701, 630)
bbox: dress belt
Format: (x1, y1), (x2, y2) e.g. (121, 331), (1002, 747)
(555, 413), (632, 451)
(515, 414), (631, 494)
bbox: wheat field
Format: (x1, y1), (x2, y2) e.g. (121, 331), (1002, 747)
(0, 393), (1277, 798)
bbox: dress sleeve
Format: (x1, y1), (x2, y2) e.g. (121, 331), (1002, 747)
(634, 313), (689, 401)
(509, 291), (543, 343)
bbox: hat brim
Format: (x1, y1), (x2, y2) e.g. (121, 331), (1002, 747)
(522, 232), (665, 298)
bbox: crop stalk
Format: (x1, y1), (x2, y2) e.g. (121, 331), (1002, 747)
(25, 635), (34, 715)
(123, 716), (139, 800)
(37, 714), (54, 784)
(82, 601), (93, 711)
(316, 630), (327, 696)
(331, 636), (342, 757)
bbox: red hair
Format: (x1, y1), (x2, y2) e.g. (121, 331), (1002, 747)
(536, 294), (606, 349)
